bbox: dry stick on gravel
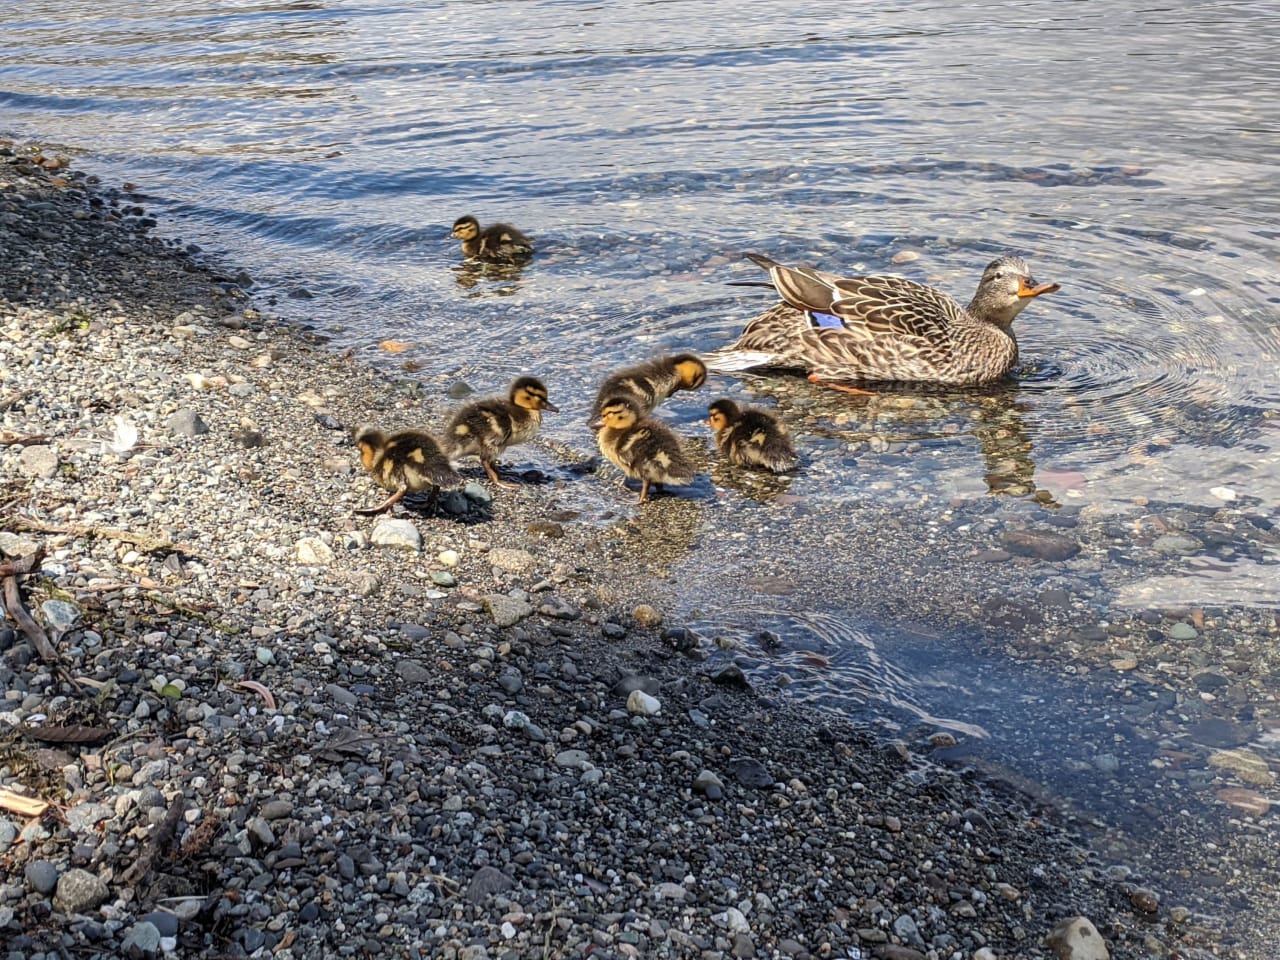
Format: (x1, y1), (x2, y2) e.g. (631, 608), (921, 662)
(6, 514), (174, 554)
(1, 546), (58, 661)
(0, 432), (50, 446)
(120, 793), (186, 890)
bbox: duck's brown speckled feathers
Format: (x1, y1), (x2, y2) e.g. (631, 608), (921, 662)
(589, 353), (707, 423)
(707, 398), (798, 473)
(706, 253), (1060, 386)
(444, 375), (558, 488)
(451, 215), (534, 264)
(594, 395), (696, 503)
(354, 427), (461, 515)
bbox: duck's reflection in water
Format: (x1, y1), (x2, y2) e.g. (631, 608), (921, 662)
(720, 375), (1059, 505)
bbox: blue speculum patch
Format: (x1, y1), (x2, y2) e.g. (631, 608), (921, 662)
(808, 311), (845, 329)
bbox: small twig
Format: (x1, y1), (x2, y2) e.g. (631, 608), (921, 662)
(0, 432), (50, 446)
(1, 547), (58, 662)
(5, 516), (174, 554)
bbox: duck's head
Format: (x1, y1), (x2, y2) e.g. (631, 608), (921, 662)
(670, 353), (708, 390)
(354, 426), (387, 471)
(970, 256), (1060, 329)
(593, 395), (641, 431)
(707, 398), (741, 434)
(452, 215), (480, 241)
(510, 376), (559, 412)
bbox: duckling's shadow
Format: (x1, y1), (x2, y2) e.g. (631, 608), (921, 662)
(452, 261), (530, 298)
(397, 491), (493, 525)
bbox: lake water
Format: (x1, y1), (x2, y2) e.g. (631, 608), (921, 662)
(4, 0), (1280, 950)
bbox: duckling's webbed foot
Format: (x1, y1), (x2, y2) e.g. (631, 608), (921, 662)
(637, 479), (651, 503)
(482, 460), (519, 489)
(807, 373), (875, 396)
(355, 485), (407, 515)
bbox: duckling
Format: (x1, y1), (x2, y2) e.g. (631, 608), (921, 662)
(589, 353), (708, 423)
(451, 215), (534, 264)
(354, 427), (462, 515)
(707, 398), (799, 473)
(444, 376), (558, 487)
(593, 395), (696, 503)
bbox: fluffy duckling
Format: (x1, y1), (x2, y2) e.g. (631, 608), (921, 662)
(589, 353), (708, 423)
(451, 215), (534, 264)
(707, 398), (799, 473)
(354, 427), (462, 515)
(594, 395), (696, 503)
(444, 376), (558, 487)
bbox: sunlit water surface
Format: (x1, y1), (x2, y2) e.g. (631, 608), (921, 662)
(4, 0), (1280, 946)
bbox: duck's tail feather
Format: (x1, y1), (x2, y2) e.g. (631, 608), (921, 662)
(704, 349), (778, 373)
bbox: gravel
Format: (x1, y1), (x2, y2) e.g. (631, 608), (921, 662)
(0, 140), (1236, 959)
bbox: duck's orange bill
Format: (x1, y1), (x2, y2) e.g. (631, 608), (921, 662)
(1018, 278), (1061, 298)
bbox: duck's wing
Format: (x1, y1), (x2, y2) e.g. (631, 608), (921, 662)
(747, 254), (965, 341)
(822, 275), (966, 343)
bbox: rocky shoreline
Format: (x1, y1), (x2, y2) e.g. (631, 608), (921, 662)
(0, 142), (1224, 959)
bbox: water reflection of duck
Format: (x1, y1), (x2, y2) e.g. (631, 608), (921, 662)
(736, 378), (1056, 504)
(707, 253), (1060, 390)
(451, 259), (527, 297)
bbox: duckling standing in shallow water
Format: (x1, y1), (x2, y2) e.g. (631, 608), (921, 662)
(593, 395), (696, 503)
(589, 353), (708, 423)
(444, 376), (558, 488)
(354, 427), (462, 515)
(707, 399), (799, 473)
(451, 215), (534, 264)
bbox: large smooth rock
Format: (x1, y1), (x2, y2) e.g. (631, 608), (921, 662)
(1045, 916), (1110, 960)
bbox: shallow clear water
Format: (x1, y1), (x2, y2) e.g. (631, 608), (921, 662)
(5, 0), (1280, 943)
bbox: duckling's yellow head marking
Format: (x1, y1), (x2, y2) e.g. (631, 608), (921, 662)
(355, 427), (386, 472)
(707, 399), (739, 433)
(598, 396), (640, 430)
(452, 215), (480, 240)
(454, 423), (470, 436)
(671, 353), (707, 390)
(510, 376), (559, 412)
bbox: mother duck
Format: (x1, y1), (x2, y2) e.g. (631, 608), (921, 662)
(707, 253), (1060, 390)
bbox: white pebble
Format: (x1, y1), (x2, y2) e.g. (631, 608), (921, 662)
(1209, 485), (1237, 502)
(626, 690), (661, 715)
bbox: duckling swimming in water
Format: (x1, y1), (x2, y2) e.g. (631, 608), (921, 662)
(451, 215), (534, 264)
(444, 376), (558, 488)
(354, 427), (462, 515)
(594, 395), (696, 503)
(589, 353), (708, 424)
(706, 398), (799, 473)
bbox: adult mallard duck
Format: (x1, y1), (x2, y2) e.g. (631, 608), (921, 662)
(589, 353), (708, 423)
(707, 398), (799, 473)
(593, 395), (696, 503)
(706, 253), (1060, 390)
(451, 215), (533, 264)
(354, 427), (462, 515)
(444, 375), (558, 487)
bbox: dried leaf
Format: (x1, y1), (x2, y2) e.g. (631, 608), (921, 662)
(26, 724), (113, 745)
(235, 680), (276, 711)
(0, 787), (49, 817)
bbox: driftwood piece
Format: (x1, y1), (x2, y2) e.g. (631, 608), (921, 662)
(1, 547), (58, 662)
(120, 793), (186, 888)
(6, 516), (174, 554)
(0, 787), (50, 818)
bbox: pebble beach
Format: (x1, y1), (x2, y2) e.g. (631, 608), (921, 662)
(0, 142), (1237, 959)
